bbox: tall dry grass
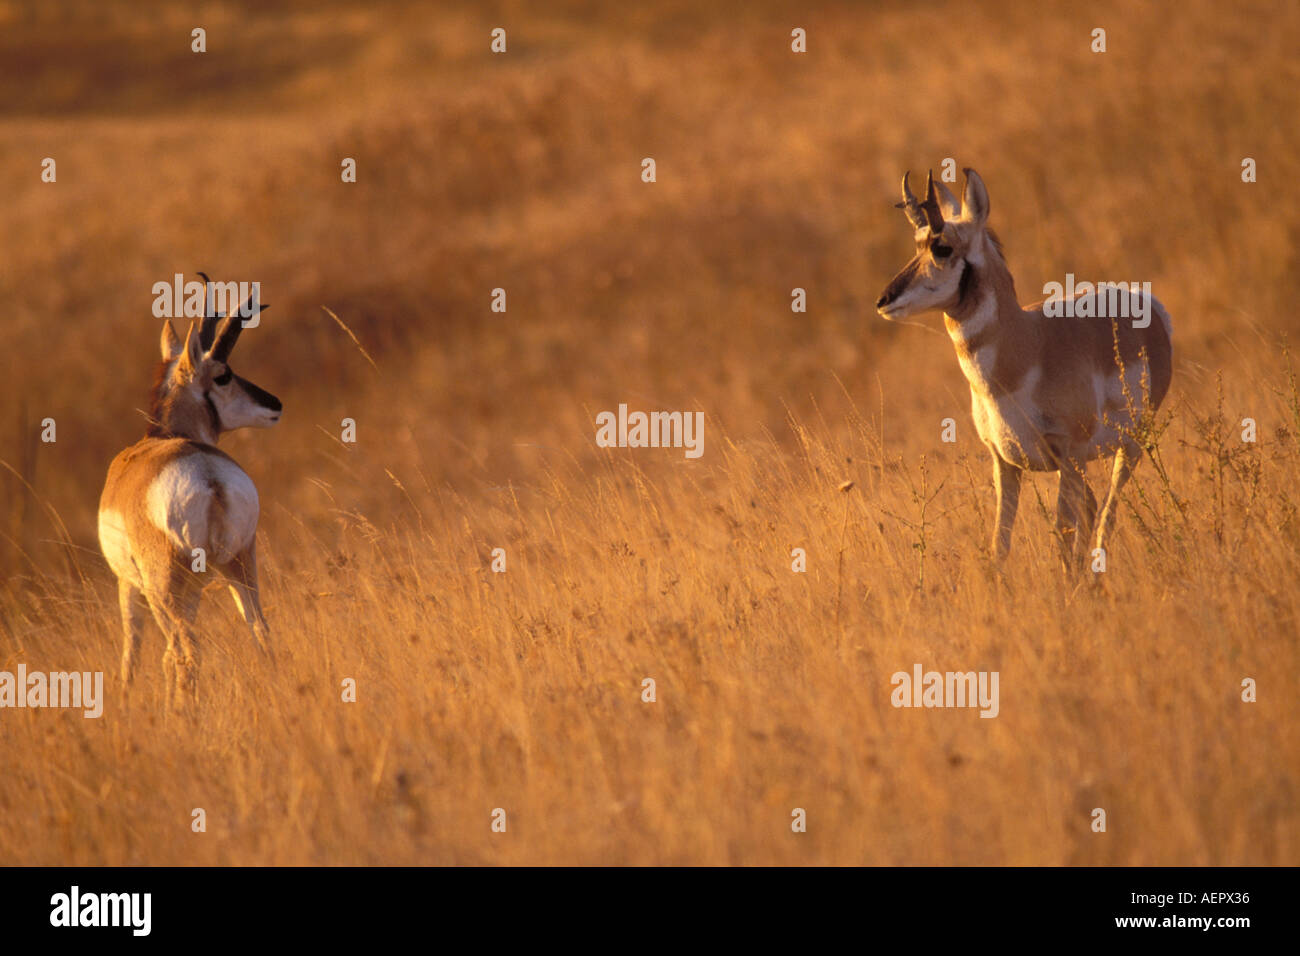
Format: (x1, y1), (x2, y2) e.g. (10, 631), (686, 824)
(1, 0), (1297, 864)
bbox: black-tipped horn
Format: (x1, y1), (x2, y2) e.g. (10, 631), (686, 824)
(921, 170), (945, 233)
(197, 271), (220, 350)
(895, 171), (927, 229)
(209, 293), (268, 363)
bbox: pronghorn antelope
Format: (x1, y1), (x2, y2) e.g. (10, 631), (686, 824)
(98, 277), (280, 703)
(875, 168), (1172, 565)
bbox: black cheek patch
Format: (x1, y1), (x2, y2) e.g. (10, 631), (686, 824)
(956, 260), (974, 305)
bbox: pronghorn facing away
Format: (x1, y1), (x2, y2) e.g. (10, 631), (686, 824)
(875, 169), (1172, 565)
(98, 278), (280, 703)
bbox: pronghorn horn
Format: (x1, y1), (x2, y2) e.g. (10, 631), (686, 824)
(895, 171), (927, 229)
(921, 170), (945, 232)
(198, 272), (220, 351)
(210, 289), (268, 363)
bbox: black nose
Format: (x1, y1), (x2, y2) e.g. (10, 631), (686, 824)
(875, 292), (891, 309)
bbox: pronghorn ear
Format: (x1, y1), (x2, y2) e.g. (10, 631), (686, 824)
(934, 179), (962, 220)
(961, 168), (989, 225)
(178, 321), (204, 372)
(160, 320), (182, 361)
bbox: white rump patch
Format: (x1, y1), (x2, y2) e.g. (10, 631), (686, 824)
(1091, 371), (1108, 410)
(145, 456), (259, 564)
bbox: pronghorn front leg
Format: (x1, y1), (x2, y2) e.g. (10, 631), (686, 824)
(991, 451), (1022, 560)
(1095, 446), (1139, 556)
(221, 543), (272, 659)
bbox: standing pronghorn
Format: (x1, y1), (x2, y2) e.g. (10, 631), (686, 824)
(98, 276), (281, 703)
(875, 168), (1172, 565)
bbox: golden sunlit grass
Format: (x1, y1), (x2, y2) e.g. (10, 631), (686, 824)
(5, 386), (1299, 865)
(1, 0), (1298, 864)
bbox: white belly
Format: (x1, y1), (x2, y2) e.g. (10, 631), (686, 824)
(972, 364), (1150, 467)
(145, 456), (260, 564)
(970, 369), (1054, 470)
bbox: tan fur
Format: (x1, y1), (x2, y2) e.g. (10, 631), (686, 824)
(878, 169), (1173, 567)
(99, 294), (280, 706)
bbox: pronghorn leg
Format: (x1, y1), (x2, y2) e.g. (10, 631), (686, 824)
(1055, 461), (1090, 570)
(159, 627), (179, 709)
(1082, 480), (1099, 547)
(220, 543), (272, 659)
(118, 577), (145, 688)
(143, 564), (204, 707)
(1095, 447), (1140, 556)
(169, 587), (203, 704)
(141, 596), (178, 707)
(991, 452), (1022, 560)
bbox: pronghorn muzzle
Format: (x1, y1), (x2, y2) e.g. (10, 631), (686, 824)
(876, 257), (922, 314)
(237, 374), (282, 416)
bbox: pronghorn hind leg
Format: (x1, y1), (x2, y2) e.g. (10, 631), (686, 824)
(142, 564), (204, 707)
(991, 451), (1022, 560)
(219, 542), (273, 660)
(1095, 447), (1140, 556)
(1055, 459), (1094, 571)
(118, 577), (145, 689)
(1082, 478), (1099, 547)
(140, 594), (178, 708)
(1054, 466), (1080, 570)
(169, 582), (204, 704)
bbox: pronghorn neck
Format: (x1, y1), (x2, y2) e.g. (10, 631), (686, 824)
(146, 360), (221, 445)
(941, 233), (1031, 390)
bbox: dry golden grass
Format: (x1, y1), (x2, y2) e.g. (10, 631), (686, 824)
(1, 0), (1298, 864)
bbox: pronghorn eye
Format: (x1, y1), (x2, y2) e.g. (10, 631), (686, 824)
(213, 369), (233, 386)
(931, 242), (954, 259)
